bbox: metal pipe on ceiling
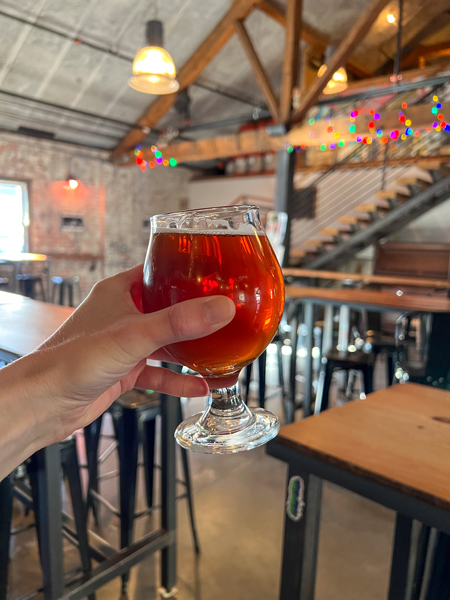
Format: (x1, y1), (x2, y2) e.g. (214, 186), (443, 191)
(0, 90), (138, 130)
(0, 9), (263, 110)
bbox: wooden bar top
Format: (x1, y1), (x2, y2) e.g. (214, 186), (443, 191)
(284, 285), (450, 312)
(0, 292), (72, 357)
(0, 252), (48, 262)
(273, 383), (450, 511)
(283, 268), (450, 290)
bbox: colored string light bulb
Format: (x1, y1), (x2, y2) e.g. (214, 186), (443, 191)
(151, 145), (157, 153)
(356, 136), (362, 142)
(433, 95), (438, 102)
(149, 161), (155, 168)
(330, 143), (336, 149)
(414, 131), (420, 137)
(374, 113), (380, 120)
(155, 150), (162, 158)
(438, 114), (444, 121)
(309, 118), (315, 125)
(338, 140), (345, 147)
(170, 158), (177, 166)
(369, 121), (375, 128)
(334, 132), (340, 138)
(320, 144), (326, 151)
(401, 102), (407, 109)
(436, 103), (442, 109)
(287, 145), (294, 153)
(405, 119), (411, 126)
(431, 107), (438, 115)
(349, 124), (356, 133)
(327, 126), (333, 133)
(156, 156), (163, 164)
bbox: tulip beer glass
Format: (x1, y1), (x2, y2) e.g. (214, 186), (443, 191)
(142, 205), (285, 453)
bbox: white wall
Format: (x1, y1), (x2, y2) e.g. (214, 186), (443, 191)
(188, 174), (276, 210)
(388, 197), (450, 243)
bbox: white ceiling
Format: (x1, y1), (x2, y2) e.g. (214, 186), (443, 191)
(0, 0), (448, 150)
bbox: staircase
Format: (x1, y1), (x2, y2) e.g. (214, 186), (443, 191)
(292, 158), (450, 270)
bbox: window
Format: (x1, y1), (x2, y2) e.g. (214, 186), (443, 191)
(0, 180), (29, 253)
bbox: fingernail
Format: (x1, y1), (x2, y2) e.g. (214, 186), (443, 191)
(203, 296), (235, 325)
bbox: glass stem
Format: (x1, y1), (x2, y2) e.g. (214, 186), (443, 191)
(198, 381), (254, 432)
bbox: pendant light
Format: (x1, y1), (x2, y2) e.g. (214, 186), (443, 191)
(129, 20), (179, 95)
(317, 46), (348, 95)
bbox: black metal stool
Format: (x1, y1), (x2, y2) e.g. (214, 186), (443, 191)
(51, 276), (81, 307)
(314, 349), (374, 414)
(84, 389), (200, 594)
(244, 332), (285, 412)
(0, 437), (94, 600)
(16, 273), (46, 301)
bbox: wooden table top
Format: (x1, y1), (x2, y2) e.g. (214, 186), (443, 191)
(0, 292), (72, 357)
(273, 383), (450, 512)
(284, 285), (450, 312)
(0, 252), (48, 263)
(283, 268), (450, 290)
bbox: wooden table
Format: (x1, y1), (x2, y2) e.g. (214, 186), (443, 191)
(267, 383), (450, 600)
(0, 292), (178, 599)
(0, 252), (51, 295)
(283, 267), (450, 290)
(284, 285), (450, 420)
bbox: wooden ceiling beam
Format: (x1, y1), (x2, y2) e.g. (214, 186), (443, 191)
(120, 100), (450, 165)
(402, 41), (450, 69)
(279, 0), (302, 123)
(290, 0), (391, 125)
(256, 0), (371, 78)
(234, 19), (280, 121)
(112, 0), (257, 160)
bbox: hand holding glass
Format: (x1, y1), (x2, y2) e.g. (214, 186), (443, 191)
(143, 206), (285, 453)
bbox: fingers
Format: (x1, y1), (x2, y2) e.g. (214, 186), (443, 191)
(135, 365), (209, 397)
(119, 296), (236, 362)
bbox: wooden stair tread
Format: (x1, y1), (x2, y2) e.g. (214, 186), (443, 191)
(356, 203), (390, 213)
(439, 146), (450, 156)
(304, 240), (324, 247)
(338, 216), (370, 224)
(321, 228), (342, 236)
(396, 176), (430, 186)
(290, 250), (306, 258)
(375, 190), (397, 199)
(416, 159), (446, 170)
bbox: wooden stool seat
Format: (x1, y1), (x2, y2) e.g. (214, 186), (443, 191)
(268, 383), (450, 600)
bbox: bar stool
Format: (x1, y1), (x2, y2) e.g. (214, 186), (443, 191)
(84, 389), (200, 594)
(314, 349), (374, 414)
(244, 332), (285, 412)
(16, 274), (46, 301)
(0, 436), (94, 600)
(51, 276), (81, 307)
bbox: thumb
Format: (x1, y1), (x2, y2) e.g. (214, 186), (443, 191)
(117, 296), (236, 363)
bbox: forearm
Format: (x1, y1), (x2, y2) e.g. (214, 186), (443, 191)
(0, 355), (58, 480)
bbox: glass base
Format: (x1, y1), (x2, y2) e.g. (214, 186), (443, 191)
(175, 407), (280, 454)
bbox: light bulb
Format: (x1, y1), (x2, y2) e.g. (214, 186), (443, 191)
(68, 179), (79, 189)
(387, 13), (396, 23)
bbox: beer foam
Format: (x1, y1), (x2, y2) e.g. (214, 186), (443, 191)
(155, 225), (263, 235)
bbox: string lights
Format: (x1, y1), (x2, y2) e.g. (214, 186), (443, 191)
(134, 144), (178, 172)
(286, 95), (448, 153)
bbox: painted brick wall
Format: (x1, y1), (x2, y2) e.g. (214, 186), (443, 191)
(0, 132), (190, 301)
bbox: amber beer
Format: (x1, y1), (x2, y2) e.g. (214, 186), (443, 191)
(142, 230), (285, 387)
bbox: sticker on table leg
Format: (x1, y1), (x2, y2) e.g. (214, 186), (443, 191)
(286, 475), (305, 522)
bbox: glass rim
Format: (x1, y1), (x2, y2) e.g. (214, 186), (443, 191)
(150, 205), (260, 223)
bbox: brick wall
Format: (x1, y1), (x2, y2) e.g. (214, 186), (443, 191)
(0, 132), (190, 301)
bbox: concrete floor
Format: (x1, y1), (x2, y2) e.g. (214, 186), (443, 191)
(8, 353), (396, 600)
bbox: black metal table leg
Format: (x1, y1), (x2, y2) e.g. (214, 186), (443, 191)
(34, 445), (65, 600)
(160, 394), (178, 596)
(258, 351), (267, 409)
(303, 301), (314, 418)
(425, 532), (450, 600)
(388, 514), (419, 600)
(84, 416), (103, 526)
(0, 474), (13, 600)
(113, 406), (139, 594)
(279, 465), (322, 600)
(287, 302), (301, 423)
